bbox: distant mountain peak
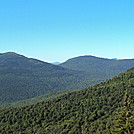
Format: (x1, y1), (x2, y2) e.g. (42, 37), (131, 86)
(5, 52), (17, 54)
(66, 55), (110, 61)
(2, 52), (18, 55)
(51, 62), (61, 65)
(0, 52), (24, 57)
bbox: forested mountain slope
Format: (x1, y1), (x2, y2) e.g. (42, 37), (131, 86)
(0, 67), (134, 134)
(0, 90), (69, 108)
(0, 52), (100, 103)
(60, 55), (134, 79)
(1, 52), (134, 105)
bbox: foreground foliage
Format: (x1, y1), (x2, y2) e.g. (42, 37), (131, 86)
(111, 90), (134, 134)
(0, 68), (134, 134)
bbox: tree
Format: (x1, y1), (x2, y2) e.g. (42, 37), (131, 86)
(111, 90), (134, 134)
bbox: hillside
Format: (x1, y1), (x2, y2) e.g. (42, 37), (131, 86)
(0, 90), (69, 108)
(60, 55), (134, 79)
(0, 52), (98, 103)
(1, 52), (134, 105)
(0, 67), (134, 134)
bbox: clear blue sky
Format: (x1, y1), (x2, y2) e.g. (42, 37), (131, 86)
(0, 0), (134, 62)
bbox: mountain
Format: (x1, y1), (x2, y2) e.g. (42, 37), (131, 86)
(0, 67), (133, 134)
(1, 52), (134, 105)
(0, 52), (94, 103)
(0, 90), (69, 108)
(51, 62), (61, 65)
(60, 55), (134, 79)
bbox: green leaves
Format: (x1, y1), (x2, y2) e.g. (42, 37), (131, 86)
(111, 90), (134, 134)
(0, 66), (134, 133)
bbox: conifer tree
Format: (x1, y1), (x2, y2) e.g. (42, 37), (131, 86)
(111, 90), (134, 134)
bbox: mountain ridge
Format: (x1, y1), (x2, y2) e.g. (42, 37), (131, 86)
(0, 52), (102, 103)
(1, 52), (134, 105)
(60, 55), (134, 78)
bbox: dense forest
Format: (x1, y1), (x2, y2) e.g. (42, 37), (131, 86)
(0, 52), (101, 104)
(60, 55), (134, 79)
(0, 67), (134, 134)
(0, 90), (70, 108)
(1, 52), (134, 106)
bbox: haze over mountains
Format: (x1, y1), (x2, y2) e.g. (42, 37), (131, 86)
(1, 52), (134, 106)
(51, 62), (61, 65)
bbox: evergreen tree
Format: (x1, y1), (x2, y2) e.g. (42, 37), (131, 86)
(111, 90), (134, 134)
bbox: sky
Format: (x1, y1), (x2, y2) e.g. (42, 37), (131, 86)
(0, 0), (134, 62)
